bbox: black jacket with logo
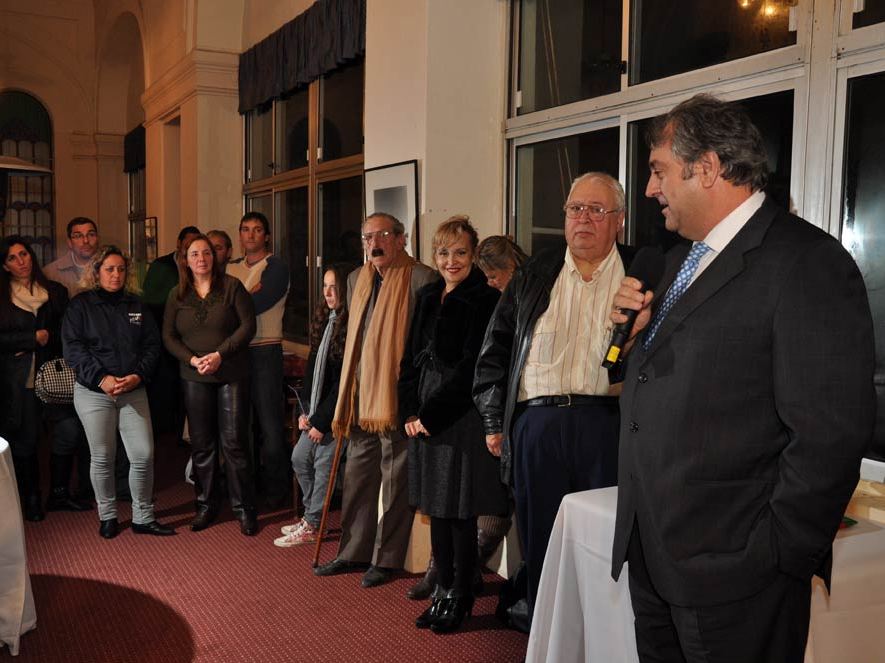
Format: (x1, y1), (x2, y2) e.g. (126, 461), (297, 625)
(62, 289), (160, 392)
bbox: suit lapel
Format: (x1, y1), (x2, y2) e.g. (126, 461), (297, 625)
(642, 199), (780, 358)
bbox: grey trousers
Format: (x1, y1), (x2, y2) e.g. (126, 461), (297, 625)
(291, 430), (341, 528)
(336, 425), (414, 568)
(73, 384), (155, 524)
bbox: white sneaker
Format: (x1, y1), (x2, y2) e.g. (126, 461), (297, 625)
(280, 518), (307, 535)
(274, 521), (317, 547)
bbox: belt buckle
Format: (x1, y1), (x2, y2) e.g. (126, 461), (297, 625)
(557, 394), (572, 408)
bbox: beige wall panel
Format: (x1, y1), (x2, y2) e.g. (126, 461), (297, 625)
(242, 0), (315, 50)
(195, 0), (245, 53)
(195, 93), (243, 239)
(143, 0), (188, 85)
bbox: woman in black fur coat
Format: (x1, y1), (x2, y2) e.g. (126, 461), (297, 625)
(398, 216), (508, 634)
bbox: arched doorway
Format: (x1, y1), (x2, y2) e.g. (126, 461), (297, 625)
(0, 90), (54, 264)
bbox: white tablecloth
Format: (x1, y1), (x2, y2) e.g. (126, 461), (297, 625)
(526, 486), (885, 663)
(0, 438), (36, 656)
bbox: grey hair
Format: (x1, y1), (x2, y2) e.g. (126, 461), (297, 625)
(647, 94), (769, 191)
(567, 172), (625, 211)
(364, 212), (406, 236)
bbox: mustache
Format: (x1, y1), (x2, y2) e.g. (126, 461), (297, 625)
(370, 248), (385, 257)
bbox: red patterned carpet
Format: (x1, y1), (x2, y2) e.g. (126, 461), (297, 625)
(9, 439), (528, 662)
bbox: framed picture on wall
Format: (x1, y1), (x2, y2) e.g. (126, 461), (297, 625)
(364, 159), (419, 258)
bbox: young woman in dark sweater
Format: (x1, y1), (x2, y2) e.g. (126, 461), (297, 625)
(162, 234), (258, 535)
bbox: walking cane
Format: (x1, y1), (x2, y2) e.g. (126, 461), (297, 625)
(312, 432), (345, 567)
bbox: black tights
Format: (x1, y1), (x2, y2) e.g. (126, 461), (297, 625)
(430, 515), (477, 593)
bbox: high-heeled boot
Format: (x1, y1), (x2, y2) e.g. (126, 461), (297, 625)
(407, 555), (438, 600)
(415, 584), (447, 629)
(430, 588), (475, 634)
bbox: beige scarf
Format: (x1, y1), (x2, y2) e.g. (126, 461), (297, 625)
(332, 252), (415, 439)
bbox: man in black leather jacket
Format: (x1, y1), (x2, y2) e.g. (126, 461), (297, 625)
(473, 172), (634, 619)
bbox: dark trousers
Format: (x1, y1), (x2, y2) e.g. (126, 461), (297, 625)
(248, 344), (289, 502)
(627, 523), (811, 663)
(511, 399), (619, 618)
(431, 515), (478, 593)
(7, 389), (40, 499)
(182, 379), (255, 510)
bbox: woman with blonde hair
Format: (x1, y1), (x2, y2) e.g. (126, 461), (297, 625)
(63, 245), (175, 539)
(398, 215), (508, 633)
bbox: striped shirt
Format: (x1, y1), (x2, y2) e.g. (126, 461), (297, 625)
(518, 244), (625, 401)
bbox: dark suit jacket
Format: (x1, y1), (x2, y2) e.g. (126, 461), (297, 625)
(611, 197), (876, 607)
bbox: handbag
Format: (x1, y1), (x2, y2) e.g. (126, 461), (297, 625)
(35, 357), (76, 405)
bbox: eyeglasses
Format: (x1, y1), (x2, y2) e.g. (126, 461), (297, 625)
(361, 230), (394, 243)
(563, 203), (624, 221)
(70, 231), (97, 241)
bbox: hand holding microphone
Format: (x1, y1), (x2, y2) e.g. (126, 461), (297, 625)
(602, 246), (665, 369)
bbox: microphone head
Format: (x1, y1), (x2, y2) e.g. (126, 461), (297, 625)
(626, 246), (665, 291)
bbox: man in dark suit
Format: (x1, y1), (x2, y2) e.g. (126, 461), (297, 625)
(474, 172), (634, 620)
(610, 94), (876, 662)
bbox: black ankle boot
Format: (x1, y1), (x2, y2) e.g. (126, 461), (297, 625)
(415, 585), (447, 629)
(430, 588), (474, 634)
(407, 555), (438, 600)
(46, 486), (92, 512)
(24, 494), (45, 522)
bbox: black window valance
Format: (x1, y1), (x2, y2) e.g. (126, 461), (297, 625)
(238, 0), (366, 115)
(124, 125), (145, 174)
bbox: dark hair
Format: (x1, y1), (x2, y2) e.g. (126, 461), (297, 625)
(207, 229), (232, 250)
(476, 236), (527, 273)
(178, 226), (201, 242)
(309, 263), (354, 361)
(646, 94), (769, 191)
(67, 217), (97, 237)
(240, 211), (270, 235)
(364, 212), (405, 236)
(0, 236), (51, 313)
(177, 235), (224, 300)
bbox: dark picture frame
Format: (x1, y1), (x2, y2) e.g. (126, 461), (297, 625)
(364, 159), (419, 258)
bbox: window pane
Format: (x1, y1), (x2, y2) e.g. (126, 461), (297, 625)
(841, 70), (885, 459)
(627, 90), (793, 252)
(853, 0), (885, 29)
(319, 176), (365, 270)
(246, 105), (273, 182)
(517, 0), (622, 115)
(514, 128), (619, 255)
(320, 58), (364, 161)
(274, 188), (309, 343)
(630, 1), (796, 85)
(277, 88), (309, 172)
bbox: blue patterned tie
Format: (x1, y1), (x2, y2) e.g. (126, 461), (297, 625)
(642, 242), (711, 351)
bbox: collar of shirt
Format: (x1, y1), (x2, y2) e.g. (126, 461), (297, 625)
(692, 190), (766, 283)
(563, 242), (619, 284)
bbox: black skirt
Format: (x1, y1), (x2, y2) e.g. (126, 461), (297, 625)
(408, 406), (509, 520)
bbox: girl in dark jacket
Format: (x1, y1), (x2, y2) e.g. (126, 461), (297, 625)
(398, 217), (509, 633)
(0, 237), (67, 521)
(275, 263), (351, 547)
(63, 246), (174, 540)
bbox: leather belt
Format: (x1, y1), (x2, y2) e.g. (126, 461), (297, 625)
(520, 394), (614, 408)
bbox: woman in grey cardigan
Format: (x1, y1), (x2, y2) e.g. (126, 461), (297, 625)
(162, 234), (258, 535)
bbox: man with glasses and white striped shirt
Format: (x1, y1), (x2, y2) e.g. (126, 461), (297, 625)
(474, 171), (634, 621)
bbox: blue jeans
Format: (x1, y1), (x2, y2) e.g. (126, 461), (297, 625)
(291, 430), (340, 527)
(73, 384), (155, 524)
(249, 344), (289, 501)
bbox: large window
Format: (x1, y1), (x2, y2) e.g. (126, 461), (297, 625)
(244, 57), (365, 344)
(0, 91), (54, 264)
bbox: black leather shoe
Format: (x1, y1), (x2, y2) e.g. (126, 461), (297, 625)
(313, 558), (368, 577)
(416, 586), (446, 629)
(99, 518), (119, 539)
(407, 556), (438, 600)
(190, 506), (215, 532)
(47, 489), (92, 512)
(236, 508), (258, 536)
(361, 565), (394, 588)
(132, 520), (176, 536)
(430, 589), (474, 634)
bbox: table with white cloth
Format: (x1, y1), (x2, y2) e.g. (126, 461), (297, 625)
(526, 486), (885, 663)
(0, 438), (36, 656)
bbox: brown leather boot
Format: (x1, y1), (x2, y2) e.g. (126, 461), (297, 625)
(407, 555), (438, 600)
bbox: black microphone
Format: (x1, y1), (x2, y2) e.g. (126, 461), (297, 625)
(602, 246), (665, 369)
